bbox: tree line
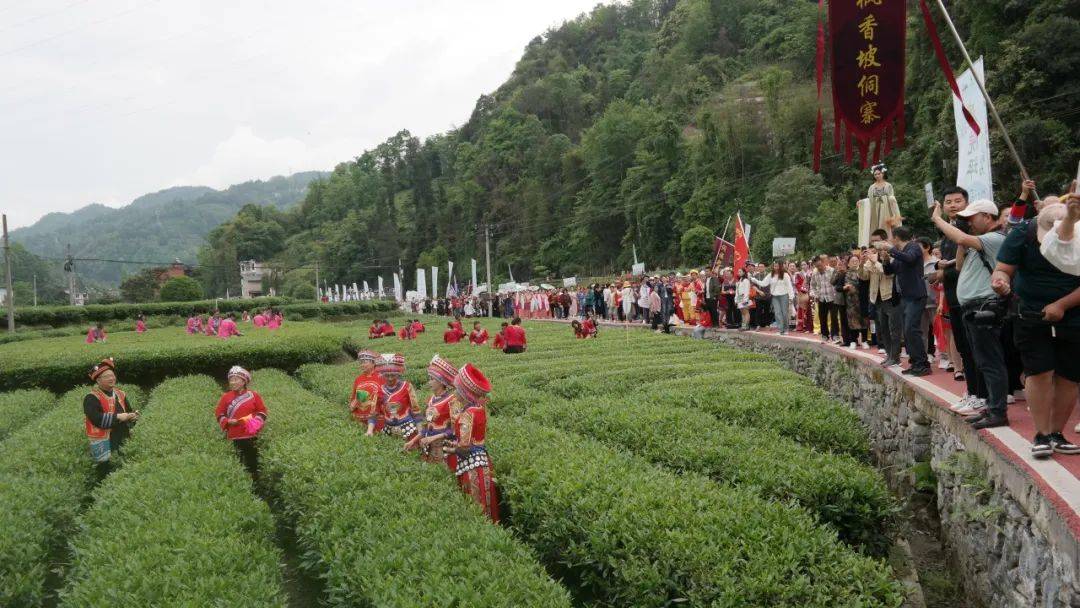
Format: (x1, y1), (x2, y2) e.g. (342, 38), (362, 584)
(194, 0), (1078, 298)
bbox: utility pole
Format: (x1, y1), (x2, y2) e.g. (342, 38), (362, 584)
(484, 224), (493, 317)
(3, 215), (14, 331)
(314, 260), (320, 302)
(65, 243), (75, 305)
(32, 274), (37, 307)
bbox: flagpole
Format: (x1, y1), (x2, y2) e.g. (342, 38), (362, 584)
(720, 215), (731, 242)
(933, 0), (1032, 186)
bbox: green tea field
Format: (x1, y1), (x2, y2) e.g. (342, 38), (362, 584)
(0, 317), (904, 607)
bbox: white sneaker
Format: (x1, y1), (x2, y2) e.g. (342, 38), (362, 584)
(848, 342), (857, 350)
(877, 348), (886, 354)
(950, 396), (978, 412)
(1007, 394), (1016, 404)
(938, 357), (950, 370)
(954, 399), (987, 416)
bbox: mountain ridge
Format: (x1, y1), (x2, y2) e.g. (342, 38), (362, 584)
(11, 171), (329, 285)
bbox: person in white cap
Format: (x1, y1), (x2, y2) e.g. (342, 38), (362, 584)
(931, 198), (1010, 429)
(215, 366), (267, 478)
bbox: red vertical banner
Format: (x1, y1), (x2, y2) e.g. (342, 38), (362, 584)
(733, 215), (749, 275)
(828, 0), (907, 167)
(712, 236), (735, 270)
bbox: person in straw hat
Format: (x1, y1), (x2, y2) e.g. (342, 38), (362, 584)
(215, 366), (267, 479)
(83, 358), (139, 481)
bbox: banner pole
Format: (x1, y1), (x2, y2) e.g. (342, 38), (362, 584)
(933, 0), (1031, 186)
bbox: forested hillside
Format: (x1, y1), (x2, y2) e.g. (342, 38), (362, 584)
(198, 0), (1078, 297)
(11, 171), (327, 285)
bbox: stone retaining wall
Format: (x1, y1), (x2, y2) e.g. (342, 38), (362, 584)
(699, 330), (1080, 608)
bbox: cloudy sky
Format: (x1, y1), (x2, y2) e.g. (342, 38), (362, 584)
(0, 0), (601, 228)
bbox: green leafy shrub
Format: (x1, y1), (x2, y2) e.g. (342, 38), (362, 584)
(4, 296), (292, 328)
(0, 385), (142, 607)
(0, 389), (55, 441)
(255, 370), (574, 607)
(643, 377), (870, 457)
(158, 275), (204, 302)
(59, 376), (287, 607)
(489, 417), (903, 607)
(0, 324), (358, 393)
(529, 396), (895, 553)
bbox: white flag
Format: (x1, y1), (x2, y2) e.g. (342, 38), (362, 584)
(363, 280), (369, 294)
(417, 268), (427, 299)
(431, 266), (438, 299)
(378, 276), (384, 297)
(393, 273), (402, 302)
(446, 261), (454, 296)
(471, 259), (478, 294)
(953, 57), (993, 204)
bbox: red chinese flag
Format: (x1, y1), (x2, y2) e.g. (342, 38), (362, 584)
(733, 215), (749, 275)
(828, 0), (907, 167)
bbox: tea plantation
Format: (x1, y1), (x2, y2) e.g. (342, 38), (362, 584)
(0, 317), (904, 607)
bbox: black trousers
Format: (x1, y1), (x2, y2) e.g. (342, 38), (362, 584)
(650, 312), (662, 330)
(704, 298), (720, 328)
(817, 301), (840, 338)
(503, 345), (524, 354)
(233, 437), (260, 479)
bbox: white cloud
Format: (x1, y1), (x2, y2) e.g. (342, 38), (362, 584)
(178, 126), (336, 188)
(0, 0), (601, 228)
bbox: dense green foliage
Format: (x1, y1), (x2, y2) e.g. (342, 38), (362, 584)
(1, 296), (291, 328)
(60, 377), (288, 607)
(0, 385), (143, 607)
(0, 389), (55, 442)
(199, 0), (1078, 283)
(157, 275), (204, 302)
(259, 369), (574, 607)
(10, 172), (327, 285)
(0, 323), (361, 393)
(1, 242), (69, 306)
(298, 318), (902, 605)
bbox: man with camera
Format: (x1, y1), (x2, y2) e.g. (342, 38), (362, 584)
(865, 229), (903, 366)
(882, 222), (932, 376)
(931, 198), (1010, 429)
(992, 196), (1080, 458)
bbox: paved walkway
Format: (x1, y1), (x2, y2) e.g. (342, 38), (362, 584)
(533, 316), (1080, 538)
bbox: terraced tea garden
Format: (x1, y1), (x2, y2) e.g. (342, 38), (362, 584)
(0, 317), (905, 607)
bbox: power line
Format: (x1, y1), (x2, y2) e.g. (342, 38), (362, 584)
(0, 0), (90, 36)
(0, 0), (161, 59)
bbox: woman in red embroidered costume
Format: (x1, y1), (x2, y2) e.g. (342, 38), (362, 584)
(84, 358), (139, 481)
(350, 350), (383, 435)
(375, 354), (420, 440)
(492, 322), (508, 350)
(447, 363), (499, 522)
(468, 321), (488, 346)
(215, 366), (268, 479)
(405, 355), (458, 471)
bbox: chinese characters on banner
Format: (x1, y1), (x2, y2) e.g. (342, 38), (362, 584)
(828, 0), (907, 167)
(712, 236), (735, 271)
(953, 57), (993, 203)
